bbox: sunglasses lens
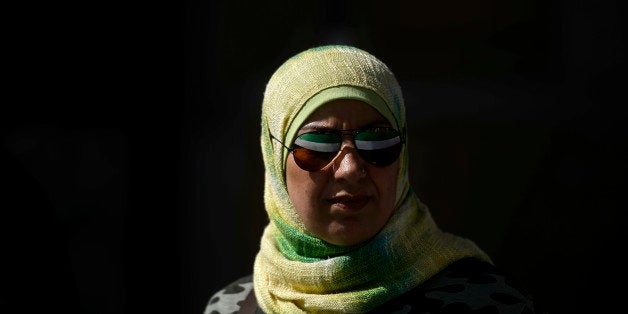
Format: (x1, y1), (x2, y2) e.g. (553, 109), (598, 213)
(354, 129), (402, 167)
(292, 133), (342, 171)
(292, 147), (337, 171)
(357, 143), (402, 167)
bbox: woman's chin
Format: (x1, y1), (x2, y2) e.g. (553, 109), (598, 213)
(323, 220), (375, 246)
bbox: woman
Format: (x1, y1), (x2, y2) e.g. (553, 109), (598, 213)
(205, 45), (538, 313)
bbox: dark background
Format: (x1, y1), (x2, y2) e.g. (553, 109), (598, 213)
(2, 0), (626, 313)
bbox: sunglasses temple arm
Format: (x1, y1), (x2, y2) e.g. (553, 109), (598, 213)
(270, 134), (293, 152)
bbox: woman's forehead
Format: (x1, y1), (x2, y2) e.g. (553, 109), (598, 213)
(300, 99), (390, 130)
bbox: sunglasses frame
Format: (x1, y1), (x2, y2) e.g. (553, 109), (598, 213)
(271, 127), (405, 172)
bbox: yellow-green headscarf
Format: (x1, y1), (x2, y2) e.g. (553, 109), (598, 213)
(254, 45), (491, 313)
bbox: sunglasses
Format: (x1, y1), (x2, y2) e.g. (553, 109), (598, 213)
(272, 127), (404, 172)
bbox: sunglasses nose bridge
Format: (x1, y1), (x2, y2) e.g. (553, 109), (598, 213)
(335, 132), (367, 166)
(338, 130), (359, 146)
(337, 134), (358, 152)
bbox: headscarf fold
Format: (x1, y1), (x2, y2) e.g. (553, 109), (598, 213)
(254, 45), (491, 313)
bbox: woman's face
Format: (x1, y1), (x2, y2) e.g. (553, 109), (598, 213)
(286, 99), (399, 246)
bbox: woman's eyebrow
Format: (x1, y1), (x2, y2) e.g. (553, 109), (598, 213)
(299, 120), (391, 132)
(299, 121), (329, 131)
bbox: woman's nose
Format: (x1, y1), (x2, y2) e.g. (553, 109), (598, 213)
(332, 142), (367, 181)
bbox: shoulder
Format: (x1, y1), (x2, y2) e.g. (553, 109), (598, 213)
(371, 258), (542, 314)
(204, 274), (254, 314)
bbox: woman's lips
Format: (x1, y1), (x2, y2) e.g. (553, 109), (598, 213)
(328, 194), (371, 212)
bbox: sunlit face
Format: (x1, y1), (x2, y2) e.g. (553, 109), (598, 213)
(286, 99), (399, 246)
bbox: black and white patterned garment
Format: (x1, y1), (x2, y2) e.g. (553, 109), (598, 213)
(205, 258), (543, 314)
